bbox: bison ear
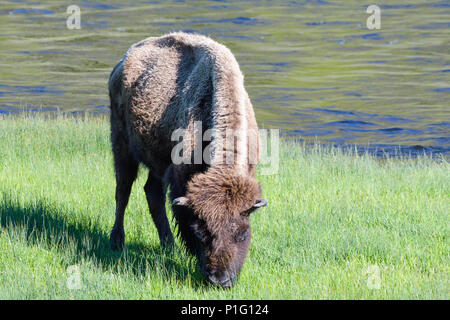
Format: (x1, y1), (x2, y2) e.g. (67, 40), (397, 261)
(172, 197), (190, 206)
(242, 198), (267, 216)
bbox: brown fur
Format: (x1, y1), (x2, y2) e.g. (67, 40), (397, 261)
(186, 166), (261, 222)
(108, 32), (265, 288)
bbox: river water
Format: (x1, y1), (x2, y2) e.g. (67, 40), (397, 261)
(0, 0), (449, 156)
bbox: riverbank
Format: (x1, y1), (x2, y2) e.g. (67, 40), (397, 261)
(0, 116), (448, 299)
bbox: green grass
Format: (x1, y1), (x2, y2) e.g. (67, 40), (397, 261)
(0, 115), (448, 299)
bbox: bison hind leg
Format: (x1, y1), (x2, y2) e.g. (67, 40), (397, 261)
(110, 150), (138, 251)
(109, 110), (139, 251)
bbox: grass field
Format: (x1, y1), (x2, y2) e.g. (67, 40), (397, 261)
(0, 115), (448, 299)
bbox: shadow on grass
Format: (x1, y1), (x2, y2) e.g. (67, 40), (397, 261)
(0, 194), (207, 289)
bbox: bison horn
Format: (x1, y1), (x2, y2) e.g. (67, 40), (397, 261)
(173, 197), (190, 206)
(253, 198), (267, 208)
(242, 198), (267, 216)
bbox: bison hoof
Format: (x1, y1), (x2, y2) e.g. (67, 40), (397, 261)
(160, 235), (175, 250)
(110, 228), (125, 251)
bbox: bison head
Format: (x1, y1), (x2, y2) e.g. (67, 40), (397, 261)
(172, 166), (267, 288)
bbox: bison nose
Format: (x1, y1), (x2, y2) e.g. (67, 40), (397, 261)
(207, 270), (233, 289)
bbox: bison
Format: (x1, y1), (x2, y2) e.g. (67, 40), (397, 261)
(108, 32), (267, 288)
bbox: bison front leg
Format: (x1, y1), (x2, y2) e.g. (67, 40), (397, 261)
(110, 153), (138, 251)
(144, 172), (174, 249)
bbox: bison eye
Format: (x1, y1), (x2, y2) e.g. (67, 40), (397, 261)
(193, 229), (203, 240)
(191, 223), (205, 241)
(235, 230), (249, 243)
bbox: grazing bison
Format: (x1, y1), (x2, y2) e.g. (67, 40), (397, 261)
(108, 32), (267, 288)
